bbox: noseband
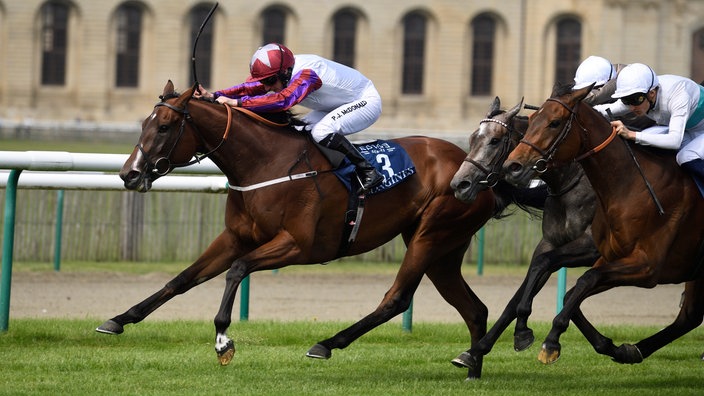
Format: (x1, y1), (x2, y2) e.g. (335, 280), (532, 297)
(464, 117), (521, 187)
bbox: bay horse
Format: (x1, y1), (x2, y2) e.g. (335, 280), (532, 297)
(502, 83), (704, 364)
(449, 97), (599, 377)
(97, 80), (502, 378)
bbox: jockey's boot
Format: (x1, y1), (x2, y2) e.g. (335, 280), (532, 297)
(320, 133), (384, 194)
(681, 158), (704, 197)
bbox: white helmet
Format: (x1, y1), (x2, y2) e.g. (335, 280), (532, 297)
(573, 56), (615, 89)
(612, 63), (659, 98)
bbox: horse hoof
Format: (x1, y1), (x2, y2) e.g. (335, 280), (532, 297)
(451, 351), (478, 370)
(217, 340), (235, 366)
(538, 343), (560, 364)
(306, 343), (331, 359)
(95, 319), (124, 335)
(612, 344), (643, 364)
(513, 329), (535, 352)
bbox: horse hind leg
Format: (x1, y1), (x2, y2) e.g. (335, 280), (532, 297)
(306, 255), (426, 360)
(627, 279), (704, 363)
(422, 250), (488, 380)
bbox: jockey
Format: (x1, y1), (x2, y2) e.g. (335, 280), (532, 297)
(593, 63), (704, 193)
(194, 43), (384, 194)
(574, 56), (654, 130)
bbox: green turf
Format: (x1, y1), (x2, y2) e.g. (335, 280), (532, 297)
(0, 319), (702, 395)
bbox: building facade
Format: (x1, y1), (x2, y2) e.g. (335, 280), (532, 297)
(1, 0), (704, 137)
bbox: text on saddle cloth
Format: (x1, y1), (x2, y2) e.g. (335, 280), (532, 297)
(333, 140), (416, 195)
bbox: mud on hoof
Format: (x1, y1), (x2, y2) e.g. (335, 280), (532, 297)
(538, 342), (561, 364)
(513, 328), (535, 352)
(216, 340), (235, 366)
(306, 343), (332, 359)
(612, 344), (643, 364)
(95, 319), (124, 335)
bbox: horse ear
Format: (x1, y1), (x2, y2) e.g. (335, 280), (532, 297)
(572, 83), (594, 103)
(163, 80), (175, 96)
(506, 97), (524, 118)
(487, 96), (501, 117)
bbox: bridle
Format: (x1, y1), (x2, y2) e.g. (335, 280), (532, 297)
(517, 97), (617, 173)
(136, 94), (230, 176)
(463, 117), (521, 187)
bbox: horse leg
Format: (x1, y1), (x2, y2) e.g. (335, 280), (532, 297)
(513, 234), (599, 351)
(538, 267), (608, 364)
(213, 231), (303, 366)
(627, 279), (704, 362)
(422, 248), (488, 379)
(96, 230), (237, 335)
(306, 240), (435, 360)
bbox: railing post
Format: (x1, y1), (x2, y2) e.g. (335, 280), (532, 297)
(556, 267), (567, 313)
(239, 275), (250, 321)
(402, 298), (413, 332)
(53, 190), (65, 272)
(1, 170), (22, 332)
(476, 227), (485, 276)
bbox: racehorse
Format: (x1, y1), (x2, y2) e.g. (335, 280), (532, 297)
(97, 80), (505, 378)
(501, 83), (704, 364)
(449, 97), (599, 377)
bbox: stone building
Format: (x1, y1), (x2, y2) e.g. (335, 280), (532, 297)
(1, 0), (703, 139)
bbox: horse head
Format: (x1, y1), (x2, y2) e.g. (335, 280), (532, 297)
(502, 84), (595, 187)
(451, 96), (524, 203)
(120, 80), (201, 192)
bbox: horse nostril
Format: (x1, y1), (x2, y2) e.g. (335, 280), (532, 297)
(122, 170), (141, 183)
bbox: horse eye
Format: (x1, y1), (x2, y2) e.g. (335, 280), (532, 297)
(489, 137), (501, 145)
(548, 120), (561, 129)
(158, 124), (169, 133)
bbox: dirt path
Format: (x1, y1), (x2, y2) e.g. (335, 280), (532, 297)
(8, 269), (683, 326)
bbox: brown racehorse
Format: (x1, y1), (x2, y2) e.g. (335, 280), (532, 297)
(449, 97), (599, 377)
(96, 80), (496, 378)
(502, 83), (704, 364)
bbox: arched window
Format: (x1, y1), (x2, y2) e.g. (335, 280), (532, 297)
(554, 18), (581, 85)
(402, 12), (426, 94)
(115, 3), (142, 87)
(189, 3), (215, 87)
(261, 7), (285, 45)
(41, 1), (69, 86)
(691, 27), (704, 84)
(470, 14), (495, 96)
(333, 9), (357, 68)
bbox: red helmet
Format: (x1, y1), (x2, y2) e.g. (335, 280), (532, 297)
(246, 43), (295, 82)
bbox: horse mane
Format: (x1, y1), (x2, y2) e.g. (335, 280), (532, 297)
(491, 180), (547, 220)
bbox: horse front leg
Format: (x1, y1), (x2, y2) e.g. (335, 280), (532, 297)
(96, 230), (238, 335)
(513, 235), (599, 351)
(213, 231), (302, 365)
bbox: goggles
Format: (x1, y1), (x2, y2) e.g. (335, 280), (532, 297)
(621, 93), (647, 106)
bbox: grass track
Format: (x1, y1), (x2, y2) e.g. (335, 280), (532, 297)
(1, 319), (702, 395)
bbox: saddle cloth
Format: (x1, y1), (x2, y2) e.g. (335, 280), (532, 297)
(332, 140), (416, 195)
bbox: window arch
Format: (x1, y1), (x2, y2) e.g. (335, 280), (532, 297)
(332, 8), (358, 68)
(470, 13), (496, 96)
(691, 27), (704, 84)
(554, 18), (581, 85)
(261, 7), (286, 45)
(189, 3), (215, 87)
(401, 11), (427, 95)
(40, 1), (69, 86)
(115, 3), (142, 87)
